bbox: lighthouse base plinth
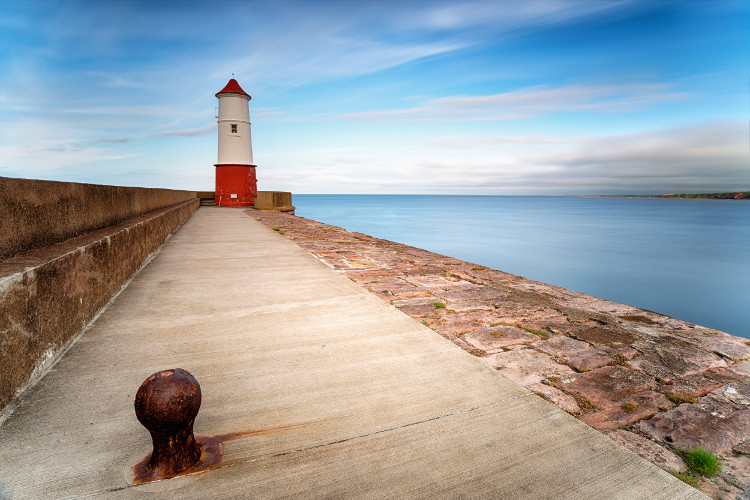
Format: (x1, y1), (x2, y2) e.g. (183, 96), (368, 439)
(214, 164), (257, 207)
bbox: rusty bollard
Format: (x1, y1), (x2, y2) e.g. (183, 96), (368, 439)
(134, 368), (202, 477)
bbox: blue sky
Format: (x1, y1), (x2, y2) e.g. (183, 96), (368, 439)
(0, 0), (748, 194)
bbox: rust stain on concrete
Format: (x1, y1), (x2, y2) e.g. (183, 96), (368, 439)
(132, 422), (314, 484)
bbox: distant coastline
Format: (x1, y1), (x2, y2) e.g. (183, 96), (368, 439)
(623, 191), (749, 200)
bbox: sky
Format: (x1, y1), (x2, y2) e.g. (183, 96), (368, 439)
(0, 0), (748, 195)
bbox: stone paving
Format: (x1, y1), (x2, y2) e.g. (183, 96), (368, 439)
(252, 209), (750, 499)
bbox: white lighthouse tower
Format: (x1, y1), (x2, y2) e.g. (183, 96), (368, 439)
(214, 78), (257, 206)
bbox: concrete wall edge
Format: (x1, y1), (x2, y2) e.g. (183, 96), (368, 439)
(0, 198), (200, 417)
(0, 232), (170, 427)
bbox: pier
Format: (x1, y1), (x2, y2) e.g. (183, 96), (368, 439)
(0, 207), (702, 498)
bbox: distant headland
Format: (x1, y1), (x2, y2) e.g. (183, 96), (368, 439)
(625, 192), (749, 200)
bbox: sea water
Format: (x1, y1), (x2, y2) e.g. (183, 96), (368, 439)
(293, 195), (750, 339)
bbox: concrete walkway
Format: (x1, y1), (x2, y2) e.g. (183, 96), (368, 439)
(0, 208), (704, 499)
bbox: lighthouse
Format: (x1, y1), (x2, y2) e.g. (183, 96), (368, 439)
(214, 78), (257, 207)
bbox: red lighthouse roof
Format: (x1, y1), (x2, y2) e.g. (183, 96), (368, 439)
(216, 78), (251, 98)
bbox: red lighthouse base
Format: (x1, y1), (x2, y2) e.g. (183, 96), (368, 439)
(214, 164), (257, 207)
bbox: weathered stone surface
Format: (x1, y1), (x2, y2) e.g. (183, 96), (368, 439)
(698, 333), (750, 362)
(534, 336), (590, 357)
(463, 326), (538, 351)
(391, 290), (433, 300)
(716, 454), (750, 497)
(658, 368), (746, 398)
(719, 471), (749, 493)
(619, 314), (659, 325)
(568, 323), (638, 347)
(403, 274), (461, 289)
(606, 429), (686, 472)
(445, 301), (496, 313)
(438, 312), (487, 336)
(535, 337), (638, 372)
(581, 391), (673, 430)
(710, 382), (750, 406)
(520, 309), (572, 331)
(398, 299), (445, 318)
(483, 349), (574, 386)
(567, 347), (621, 372)
(735, 441), (750, 456)
(556, 365), (656, 403)
(527, 382), (581, 414)
(369, 277), (418, 298)
(632, 336), (728, 382)
(433, 283), (509, 305)
(730, 360), (750, 377)
(637, 398), (750, 454)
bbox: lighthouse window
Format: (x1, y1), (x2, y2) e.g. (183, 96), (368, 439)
(230, 124), (238, 134)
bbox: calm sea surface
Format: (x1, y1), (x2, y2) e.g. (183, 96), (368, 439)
(294, 195), (750, 339)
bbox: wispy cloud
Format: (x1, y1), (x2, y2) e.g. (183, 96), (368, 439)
(429, 134), (569, 148)
(84, 72), (152, 89)
(339, 83), (692, 122)
(157, 124), (214, 137)
(253, 107), (282, 116)
(228, 35), (468, 89)
(80, 136), (132, 144)
(61, 105), (175, 116)
(412, 0), (625, 31)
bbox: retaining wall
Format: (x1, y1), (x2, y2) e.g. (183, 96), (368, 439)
(0, 178), (199, 412)
(0, 176), (196, 259)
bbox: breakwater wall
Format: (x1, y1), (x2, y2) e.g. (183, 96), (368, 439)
(0, 177), (199, 412)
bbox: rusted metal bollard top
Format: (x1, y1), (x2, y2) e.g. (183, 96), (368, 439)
(134, 368), (202, 478)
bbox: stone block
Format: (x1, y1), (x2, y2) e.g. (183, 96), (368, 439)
(527, 382), (581, 414)
(556, 365), (656, 403)
(637, 398), (750, 454)
(464, 326), (538, 351)
(606, 429), (686, 472)
(483, 349), (574, 386)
